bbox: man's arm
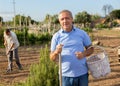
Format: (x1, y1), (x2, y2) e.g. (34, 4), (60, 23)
(4, 37), (7, 46)
(83, 45), (94, 57)
(6, 43), (14, 55)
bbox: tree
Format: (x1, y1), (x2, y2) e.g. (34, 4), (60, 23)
(44, 14), (52, 33)
(13, 15), (20, 26)
(0, 16), (3, 22)
(13, 15), (38, 27)
(91, 14), (101, 22)
(90, 14), (101, 28)
(102, 4), (113, 17)
(51, 14), (59, 24)
(102, 5), (108, 17)
(44, 14), (51, 23)
(74, 11), (91, 27)
(0, 16), (3, 26)
(74, 12), (84, 23)
(27, 16), (31, 26)
(110, 9), (120, 19)
(44, 14), (59, 33)
(108, 5), (113, 14)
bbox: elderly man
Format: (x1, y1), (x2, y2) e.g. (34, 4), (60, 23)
(50, 10), (94, 86)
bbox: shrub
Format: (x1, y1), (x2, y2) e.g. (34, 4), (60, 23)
(82, 27), (92, 33)
(95, 24), (108, 29)
(15, 29), (52, 46)
(16, 31), (25, 46)
(28, 33), (36, 45)
(16, 45), (59, 86)
(37, 33), (52, 44)
(0, 28), (5, 47)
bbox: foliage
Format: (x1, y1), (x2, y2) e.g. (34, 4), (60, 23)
(112, 21), (118, 27)
(15, 45), (59, 86)
(28, 33), (36, 45)
(44, 14), (59, 24)
(102, 4), (113, 17)
(91, 14), (101, 22)
(95, 23), (108, 29)
(36, 32), (52, 44)
(74, 11), (91, 27)
(82, 27), (92, 33)
(15, 30), (24, 46)
(15, 27), (27, 45)
(0, 27), (52, 47)
(110, 9), (120, 19)
(0, 16), (3, 22)
(13, 14), (39, 26)
(44, 14), (51, 23)
(28, 32), (52, 45)
(51, 15), (59, 24)
(15, 28), (52, 46)
(0, 28), (4, 47)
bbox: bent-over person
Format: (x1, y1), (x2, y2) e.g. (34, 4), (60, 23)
(4, 29), (22, 73)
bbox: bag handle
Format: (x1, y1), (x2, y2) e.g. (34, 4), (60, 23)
(88, 45), (107, 56)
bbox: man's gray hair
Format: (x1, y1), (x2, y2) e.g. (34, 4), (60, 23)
(58, 10), (73, 19)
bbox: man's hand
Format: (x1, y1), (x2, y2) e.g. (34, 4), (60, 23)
(50, 44), (63, 61)
(6, 43), (14, 55)
(75, 51), (84, 59)
(55, 44), (63, 54)
(6, 50), (10, 55)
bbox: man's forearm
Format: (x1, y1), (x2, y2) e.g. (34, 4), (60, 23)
(83, 47), (94, 57)
(8, 43), (14, 51)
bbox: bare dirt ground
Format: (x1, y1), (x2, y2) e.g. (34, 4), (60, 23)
(0, 46), (41, 86)
(0, 29), (120, 86)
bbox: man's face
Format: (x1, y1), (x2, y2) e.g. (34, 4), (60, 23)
(59, 12), (73, 32)
(6, 32), (10, 36)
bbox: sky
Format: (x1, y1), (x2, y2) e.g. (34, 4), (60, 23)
(0, 0), (120, 22)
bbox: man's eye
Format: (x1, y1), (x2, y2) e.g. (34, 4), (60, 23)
(61, 18), (64, 21)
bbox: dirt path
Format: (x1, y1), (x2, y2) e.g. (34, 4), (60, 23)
(0, 30), (120, 86)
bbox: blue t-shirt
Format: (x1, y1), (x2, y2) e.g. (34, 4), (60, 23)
(51, 26), (92, 77)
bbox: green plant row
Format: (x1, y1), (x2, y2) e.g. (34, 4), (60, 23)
(0, 27), (52, 47)
(15, 28), (52, 46)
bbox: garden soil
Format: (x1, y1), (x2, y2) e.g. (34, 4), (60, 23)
(0, 29), (120, 86)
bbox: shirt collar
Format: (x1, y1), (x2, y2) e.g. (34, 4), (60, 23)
(60, 26), (75, 33)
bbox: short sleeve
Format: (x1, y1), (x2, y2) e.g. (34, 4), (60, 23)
(83, 31), (92, 47)
(50, 33), (59, 52)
